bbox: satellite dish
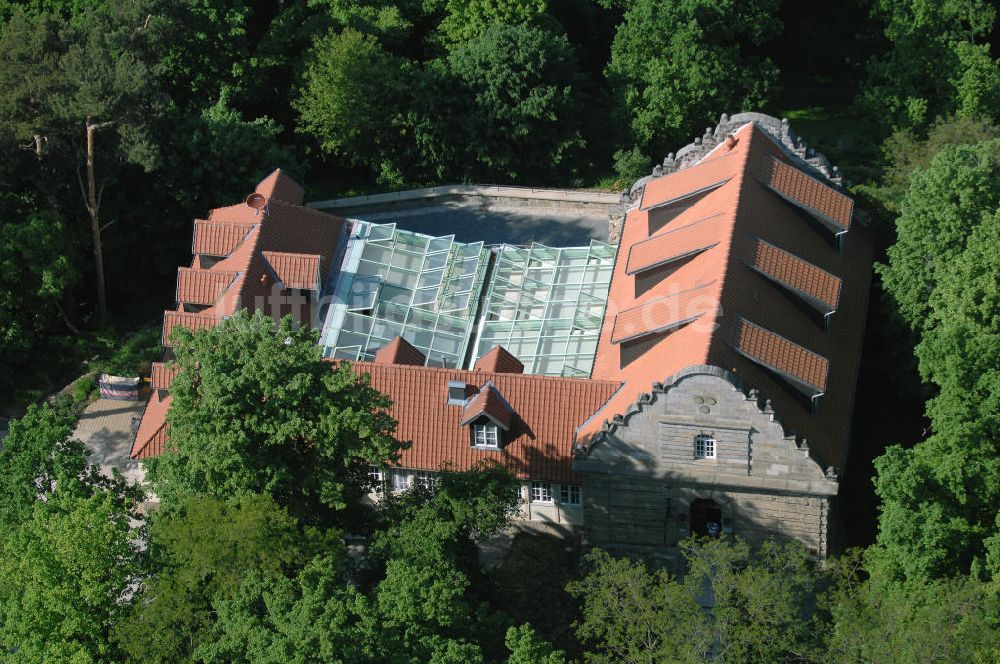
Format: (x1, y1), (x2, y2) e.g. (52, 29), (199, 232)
(245, 193), (267, 212)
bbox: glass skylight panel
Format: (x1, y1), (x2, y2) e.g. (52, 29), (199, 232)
(324, 224), (613, 376)
(470, 241), (616, 377)
(366, 223), (395, 242)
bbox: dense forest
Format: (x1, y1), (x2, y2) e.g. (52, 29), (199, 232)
(1, 0), (1000, 661)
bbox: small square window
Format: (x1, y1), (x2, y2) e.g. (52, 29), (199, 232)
(415, 471), (438, 490)
(472, 424), (500, 448)
(391, 470), (411, 491)
(531, 481), (553, 504)
(560, 484), (581, 505)
(695, 435), (716, 460)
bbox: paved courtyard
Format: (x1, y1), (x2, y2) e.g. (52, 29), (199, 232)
(73, 397), (146, 484)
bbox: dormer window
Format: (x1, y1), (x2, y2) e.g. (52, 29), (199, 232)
(695, 434), (716, 460)
(471, 423), (500, 448)
(460, 382), (515, 449)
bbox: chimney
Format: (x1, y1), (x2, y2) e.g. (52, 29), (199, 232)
(447, 380), (472, 405)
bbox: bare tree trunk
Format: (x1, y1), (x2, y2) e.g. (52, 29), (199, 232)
(84, 117), (112, 329)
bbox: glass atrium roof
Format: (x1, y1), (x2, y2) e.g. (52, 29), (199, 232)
(469, 242), (616, 377)
(321, 222), (489, 367)
(321, 223), (616, 376)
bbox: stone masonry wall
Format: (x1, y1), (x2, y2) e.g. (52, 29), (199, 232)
(574, 367), (839, 556)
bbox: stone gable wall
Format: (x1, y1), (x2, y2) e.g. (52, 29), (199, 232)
(574, 368), (838, 557)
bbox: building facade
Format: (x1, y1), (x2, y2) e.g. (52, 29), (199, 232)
(132, 113), (872, 559)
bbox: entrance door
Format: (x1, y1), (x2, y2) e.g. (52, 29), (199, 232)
(690, 498), (722, 536)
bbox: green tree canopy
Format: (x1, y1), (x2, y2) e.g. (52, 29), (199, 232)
(568, 547), (711, 663)
(569, 537), (821, 663)
(115, 493), (332, 662)
(181, 467), (524, 664)
(822, 552), (1000, 662)
(0, 402), (143, 661)
(295, 28), (414, 186)
(0, 489), (143, 662)
(872, 208), (1000, 580)
(861, 0), (1000, 131)
(443, 23), (585, 184)
(0, 400), (136, 529)
(605, 0), (780, 159)
(0, 1), (169, 325)
(0, 203), (79, 398)
(145, 310), (402, 525)
(433, 0), (549, 48)
(195, 554), (371, 663)
(879, 139), (1000, 335)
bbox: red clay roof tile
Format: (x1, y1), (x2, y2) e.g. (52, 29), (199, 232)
(255, 168), (305, 205)
(460, 384), (514, 429)
(763, 156), (853, 231)
(745, 238), (841, 311)
(610, 282), (717, 344)
(134, 171), (351, 459)
(626, 214), (725, 275)
(192, 220), (253, 256)
(374, 336), (427, 366)
(349, 361), (620, 483)
(733, 318), (829, 392)
(640, 153), (735, 210)
(176, 268), (237, 305)
(162, 311), (220, 346)
(261, 251), (321, 290)
(150, 362), (179, 390)
(130, 390), (170, 459)
(583, 121), (872, 469)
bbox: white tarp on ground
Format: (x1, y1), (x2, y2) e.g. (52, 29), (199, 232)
(98, 374), (140, 400)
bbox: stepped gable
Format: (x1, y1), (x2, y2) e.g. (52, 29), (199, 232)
(130, 169), (347, 460)
(580, 118), (872, 472)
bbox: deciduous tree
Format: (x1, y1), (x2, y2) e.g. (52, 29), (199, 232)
(144, 311), (402, 526)
(444, 23), (585, 184)
(861, 0), (1000, 131)
(605, 0), (780, 159)
(115, 493), (331, 662)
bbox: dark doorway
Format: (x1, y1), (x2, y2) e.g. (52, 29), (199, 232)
(690, 499), (722, 537)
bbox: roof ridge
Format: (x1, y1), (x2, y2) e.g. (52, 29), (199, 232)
(703, 123), (761, 359)
(347, 359), (623, 386)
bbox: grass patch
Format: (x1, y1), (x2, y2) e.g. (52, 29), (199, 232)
(778, 104), (885, 185)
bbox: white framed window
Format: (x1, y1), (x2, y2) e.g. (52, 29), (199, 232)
(472, 423), (500, 448)
(560, 484), (582, 505)
(391, 470), (411, 491)
(368, 466), (384, 491)
(530, 481), (553, 504)
(415, 471), (438, 490)
(695, 434), (716, 460)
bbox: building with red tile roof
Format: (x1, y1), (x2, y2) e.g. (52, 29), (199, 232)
(573, 113), (871, 558)
(130, 114), (872, 554)
(131, 169), (349, 459)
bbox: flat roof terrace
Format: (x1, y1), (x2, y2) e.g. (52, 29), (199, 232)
(309, 184), (622, 246)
